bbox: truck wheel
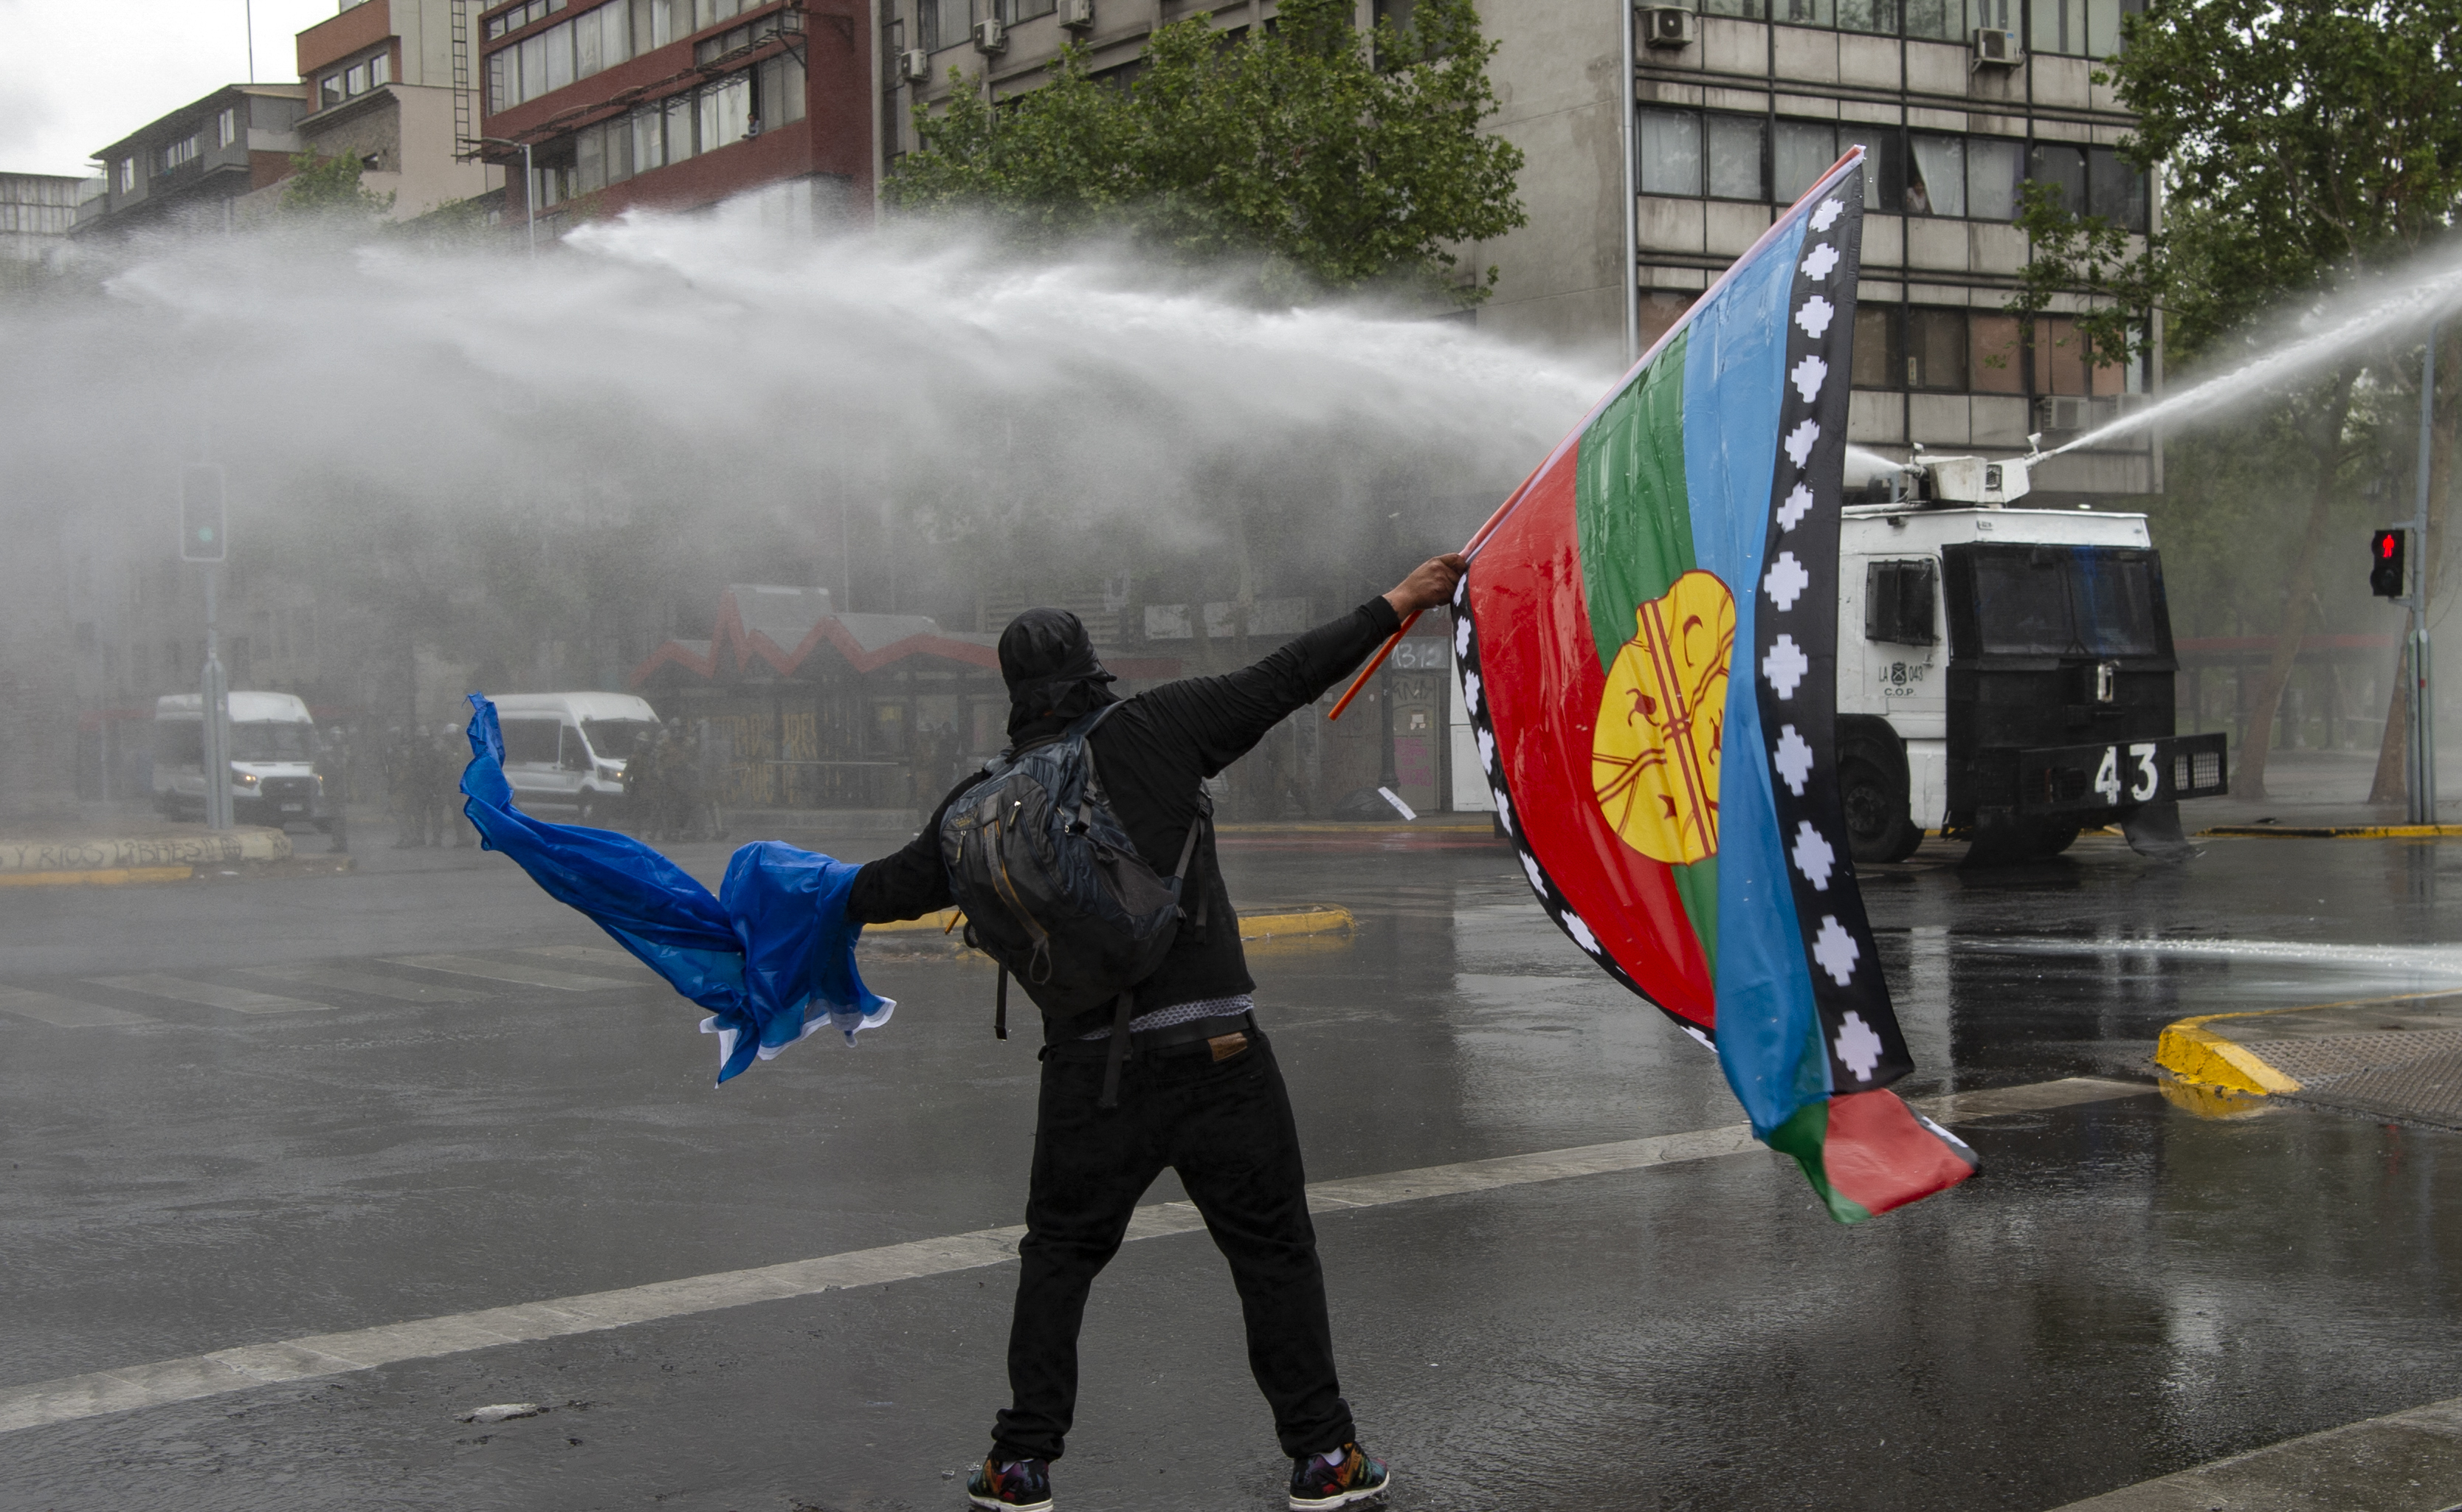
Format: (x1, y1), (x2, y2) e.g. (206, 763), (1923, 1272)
(1839, 748), (1922, 863)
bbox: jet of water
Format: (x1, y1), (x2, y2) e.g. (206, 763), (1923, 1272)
(2046, 255), (2462, 459)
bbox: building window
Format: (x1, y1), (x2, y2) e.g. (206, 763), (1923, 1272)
(323, 72), (347, 107)
(485, 0), (570, 41)
(162, 134), (201, 172)
(570, 59), (805, 188)
(691, 0), (746, 30)
(694, 10), (797, 64)
(370, 51), (392, 86)
(216, 107), (238, 147)
(1844, 307), (2125, 397)
(486, 0), (637, 113)
(117, 157), (136, 192)
(1906, 306), (1970, 390)
(920, 0), (968, 51)
(1906, 134), (1962, 216)
(1706, 116), (1762, 199)
(1852, 305), (1901, 389)
(1967, 137), (2022, 220)
(1637, 110), (1700, 196)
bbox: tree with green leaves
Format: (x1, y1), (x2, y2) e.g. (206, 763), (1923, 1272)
(2010, 0), (2462, 798)
(280, 151), (397, 219)
(884, 0), (1525, 306)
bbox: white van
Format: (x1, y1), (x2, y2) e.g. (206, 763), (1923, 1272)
(488, 692), (662, 824)
(154, 691), (334, 832)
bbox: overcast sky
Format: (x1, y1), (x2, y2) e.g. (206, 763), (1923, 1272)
(1, 1), (345, 177)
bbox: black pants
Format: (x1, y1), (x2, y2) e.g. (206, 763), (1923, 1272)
(993, 1029), (1354, 1463)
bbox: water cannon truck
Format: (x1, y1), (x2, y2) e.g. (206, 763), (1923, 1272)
(1831, 441), (2228, 862)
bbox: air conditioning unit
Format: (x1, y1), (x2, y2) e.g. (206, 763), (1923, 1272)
(2035, 395), (2093, 432)
(1972, 26), (2021, 65)
(896, 47), (931, 83)
(1638, 5), (1694, 48)
(972, 16), (1007, 52)
(1060, 0), (1094, 29)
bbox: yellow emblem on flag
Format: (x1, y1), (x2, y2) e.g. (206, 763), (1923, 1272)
(1592, 570), (1734, 864)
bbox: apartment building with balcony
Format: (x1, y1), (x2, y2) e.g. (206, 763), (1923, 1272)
(75, 85), (306, 238)
(291, 0), (502, 220)
(477, 0), (875, 235)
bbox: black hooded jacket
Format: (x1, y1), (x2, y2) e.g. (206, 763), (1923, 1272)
(845, 596), (1404, 1022)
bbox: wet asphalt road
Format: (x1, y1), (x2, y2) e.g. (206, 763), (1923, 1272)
(7, 829), (2462, 1511)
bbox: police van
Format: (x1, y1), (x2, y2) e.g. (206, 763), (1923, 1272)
(487, 691), (662, 824)
(1833, 447), (2229, 861)
(153, 691), (337, 835)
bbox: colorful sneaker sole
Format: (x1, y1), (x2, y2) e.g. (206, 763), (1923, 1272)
(1289, 1471), (1393, 1511)
(968, 1491), (1052, 1512)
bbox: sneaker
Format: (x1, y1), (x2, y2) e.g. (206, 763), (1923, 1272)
(965, 1455), (1052, 1512)
(1289, 1443), (1391, 1510)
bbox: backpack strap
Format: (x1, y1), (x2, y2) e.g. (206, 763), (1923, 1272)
(1172, 787), (1215, 942)
(994, 965), (1008, 1041)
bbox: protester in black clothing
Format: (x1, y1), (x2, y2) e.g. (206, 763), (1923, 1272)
(849, 553), (1466, 1512)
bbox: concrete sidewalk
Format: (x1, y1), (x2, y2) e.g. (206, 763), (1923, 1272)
(2051, 1395), (2462, 1510)
(2157, 992), (2462, 1130)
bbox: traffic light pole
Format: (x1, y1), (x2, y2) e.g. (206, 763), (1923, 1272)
(200, 564), (234, 831)
(2409, 323), (2438, 826)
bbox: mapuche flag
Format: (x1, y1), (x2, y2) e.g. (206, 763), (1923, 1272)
(1453, 151), (1976, 1223)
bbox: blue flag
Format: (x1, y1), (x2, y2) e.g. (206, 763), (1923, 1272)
(457, 694), (894, 1083)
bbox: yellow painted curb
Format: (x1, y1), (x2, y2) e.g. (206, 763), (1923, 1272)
(0, 866), (196, 888)
(863, 908), (965, 936)
(2155, 1020), (2302, 1096)
(2201, 824), (2462, 839)
(1238, 905), (1356, 942)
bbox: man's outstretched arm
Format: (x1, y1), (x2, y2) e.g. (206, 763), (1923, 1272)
(1139, 555), (1466, 776)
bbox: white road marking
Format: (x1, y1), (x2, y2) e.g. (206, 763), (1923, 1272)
(380, 955), (634, 992)
(0, 1077), (2144, 1437)
(84, 976), (331, 1016)
(0, 988), (153, 1028)
(235, 964), (492, 1004)
(515, 945), (657, 973)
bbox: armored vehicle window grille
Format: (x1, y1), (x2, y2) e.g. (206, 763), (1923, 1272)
(1969, 547), (2160, 658)
(1865, 559), (1937, 645)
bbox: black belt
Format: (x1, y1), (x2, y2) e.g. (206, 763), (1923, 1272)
(1045, 1010), (1258, 1063)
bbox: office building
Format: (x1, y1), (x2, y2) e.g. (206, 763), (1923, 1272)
(477, 0), (875, 235)
(292, 0), (502, 220)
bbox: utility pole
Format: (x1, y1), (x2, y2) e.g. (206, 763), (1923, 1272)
(182, 464), (235, 831)
(1619, 0), (1638, 367)
(2409, 323), (2439, 825)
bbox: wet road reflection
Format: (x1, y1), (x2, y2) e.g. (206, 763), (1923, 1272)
(3, 830), (2461, 1508)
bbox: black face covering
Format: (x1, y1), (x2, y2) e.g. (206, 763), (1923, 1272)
(999, 608), (1118, 740)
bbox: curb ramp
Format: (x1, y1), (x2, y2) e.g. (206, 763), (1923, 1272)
(2154, 991), (2462, 1130)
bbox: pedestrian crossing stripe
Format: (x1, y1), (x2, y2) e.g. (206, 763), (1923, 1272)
(85, 975), (330, 1015)
(379, 954), (636, 991)
(0, 987), (153, 1027)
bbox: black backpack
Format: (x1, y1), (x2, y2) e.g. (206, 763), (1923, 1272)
(938, 705), (1208, 1104)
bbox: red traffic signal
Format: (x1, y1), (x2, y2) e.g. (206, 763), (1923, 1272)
(2370, 528), (2408, 598)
